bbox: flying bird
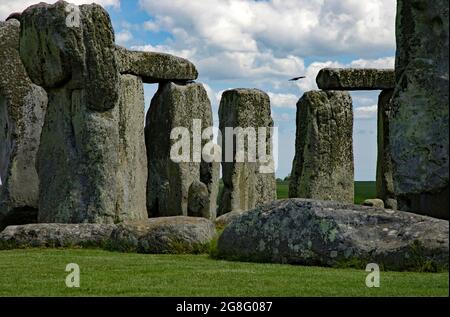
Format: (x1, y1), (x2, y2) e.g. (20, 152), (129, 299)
(289, 76), (306, 81)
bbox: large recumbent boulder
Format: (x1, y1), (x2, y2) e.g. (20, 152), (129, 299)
(217, 199), (449, 271)
(108, 216), (216, 253)
(0, 223), (116, 249)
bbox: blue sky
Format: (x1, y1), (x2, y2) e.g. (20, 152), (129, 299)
(1, 0), (397, 179)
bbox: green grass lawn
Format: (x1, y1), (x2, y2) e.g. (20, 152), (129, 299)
(1, 181), (439, 297)
(0, 249), (447, 297)
(276, 181), (289, 198)
(354, 181), (376, 205)
(276, 181), (376, 204)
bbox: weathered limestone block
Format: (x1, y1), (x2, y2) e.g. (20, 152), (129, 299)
(115, 46), (198, 83)
(0, 19), (47, 229)
(217, 199), (449, 271)
(316, 68), (395, 90)
(390, 0), (449, 219)
(376, 89), (397, 210)
(145, 82), (219, 220)
(289, 91), (354, 203)
(19, 1), (147, 223)
(218, 89), (277, 215)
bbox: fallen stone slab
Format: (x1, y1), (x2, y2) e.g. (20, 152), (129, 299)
(316, 68), (395, 90)
(108, 216), (216, 254)
(0, 223), (116, 249)
(115, 46), (198, 83)
(215, 211), (243, 229)
(217, 199), (449, 271)
(363, 198), (385, 209)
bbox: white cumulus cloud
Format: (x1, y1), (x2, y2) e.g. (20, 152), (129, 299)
(135, 0), (395, 85)
(138, 0), (395, 57)
(267, 92), (298, 109)
(116, 30), (133, 45)
(354, 104), (378, 119)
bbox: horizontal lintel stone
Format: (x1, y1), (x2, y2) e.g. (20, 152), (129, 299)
(115, 46), (198, 84)
(316, 68), (395, 90)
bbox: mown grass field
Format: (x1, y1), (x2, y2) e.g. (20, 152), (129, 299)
(2, 181), (445, 297)
(0, 249), (448, 297)
(275, 180), (376, 204)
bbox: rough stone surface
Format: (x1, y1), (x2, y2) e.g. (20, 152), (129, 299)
(0, 223), (116, 249)
(188, 180), (210, 218)
(316, 68), (395, 90)
(0, 19), (47, 229)
(390, 0), (449, 219)
(20, 2), (119, 110)
(376, 89), (397, 210)
(363, 198), (385, 209)
(108, 216), (216, 253)
(289, 91), (354, 203)
(115, 45), (198, 83)
(218, 89), (277, 215)
(217, 199), (449, 271)
(215, 211), (243, 229)
(115, 74), (148, 221)
(6, 13), (22, 21)
(145, 82), (219, 219)
(19, 1), (146, 223)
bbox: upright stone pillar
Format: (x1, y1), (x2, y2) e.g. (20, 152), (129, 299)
(390, 0), (449, 219)
(289, 90), (354, 203)
(145, 82), (219, 220)
(376, 89), (396, 209)
(218, 89), (277, 215)
(19, 1), (147, 223)
(0, 19), (47, 229)
(115, 74), (148, 221)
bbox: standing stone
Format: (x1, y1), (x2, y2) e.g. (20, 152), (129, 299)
(188, 180), (210, 218)
(376, 89), (397, 210)
(19, 1), (147, 223)
(390, 0), (449, 219)
(289, 91), (354, 203)
(0, 19), (47, 229)
(115, 74), (148, 221)
(145, 82), (219, 220)
(218, 89), (277, 215)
